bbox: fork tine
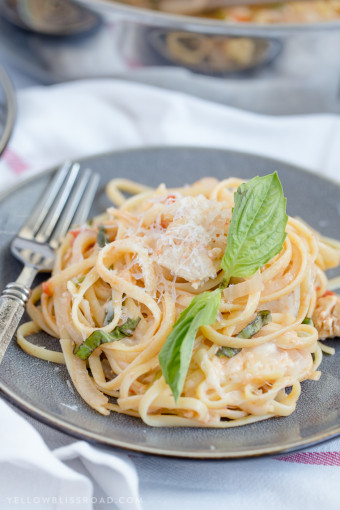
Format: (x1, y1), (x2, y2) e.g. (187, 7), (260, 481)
(19, 161), (72, 239)
(49, 170), (99, 249)
(35, 162), (80, 244)
(72, 172), (100, 227)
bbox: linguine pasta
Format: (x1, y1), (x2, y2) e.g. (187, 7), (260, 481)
(17, 176), (340, 427)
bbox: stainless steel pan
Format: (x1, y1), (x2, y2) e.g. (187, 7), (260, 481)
(1, 0), (340, 114)
(79, 0), (340, 34)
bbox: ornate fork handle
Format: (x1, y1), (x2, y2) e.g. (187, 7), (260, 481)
(0, 267), (36, 364)
(2, 282), (31, 306)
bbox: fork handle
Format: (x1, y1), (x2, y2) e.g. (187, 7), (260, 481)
(0, 281), (31, 364)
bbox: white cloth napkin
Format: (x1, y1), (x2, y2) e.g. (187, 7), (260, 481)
(1, 79), (340, 191)
(1, 79), (340, 510)
(0, 401), (141, 510)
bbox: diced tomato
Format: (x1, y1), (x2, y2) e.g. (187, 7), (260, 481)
(42, 281), (53, 297)
(69, 228), (81, 238)
(160, 219), (170, 229)
(165, 194), (176, 204)
(323, 290), (335, 297)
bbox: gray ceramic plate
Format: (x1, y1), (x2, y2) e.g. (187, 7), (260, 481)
(0, 147), (339, 459)
(0, 66), (16, 156)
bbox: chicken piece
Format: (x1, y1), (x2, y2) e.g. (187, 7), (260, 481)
(215, 342), (313, 385)
(312, 292), (340, 340)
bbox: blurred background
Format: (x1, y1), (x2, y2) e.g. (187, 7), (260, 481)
(0, 0), (340, 118)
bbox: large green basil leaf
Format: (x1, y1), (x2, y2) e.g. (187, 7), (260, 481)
(221, 172), (287, 284)
(158, 289), (221, 402)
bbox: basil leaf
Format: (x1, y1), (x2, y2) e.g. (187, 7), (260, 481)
(216, 346), (240, 358)
(97, 225), (110, 248)
(74, 317), (140, 360)
(237, 310), (271, 339)
(221, 172), (287, 284)
(159, 289), (221, 402)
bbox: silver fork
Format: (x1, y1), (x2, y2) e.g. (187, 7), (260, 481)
(0, 161), (99, 364)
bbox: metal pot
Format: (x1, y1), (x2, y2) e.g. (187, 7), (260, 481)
(1, 0), (340, 114)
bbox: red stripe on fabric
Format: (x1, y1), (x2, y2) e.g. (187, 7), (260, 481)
(2, 148), (29, 175)
(125, 58), (143, 69)
(275, 452), (340, 466)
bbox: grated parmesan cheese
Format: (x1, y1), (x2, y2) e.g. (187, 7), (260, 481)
(154, 195), (230, 288)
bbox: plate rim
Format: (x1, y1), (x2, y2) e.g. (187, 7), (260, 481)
(2, 382), (340, 459)
(0, 65), (16, 157)
(1, 145), (340, 459)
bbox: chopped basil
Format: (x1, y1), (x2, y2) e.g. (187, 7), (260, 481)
(237, 310), (271, 339)
(74, 317), (140, 360)
(215, 311), (271, 359)
(216, 347), (240, 358)
(97, 225), (110, 248)
(302, 317), (314, 326)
